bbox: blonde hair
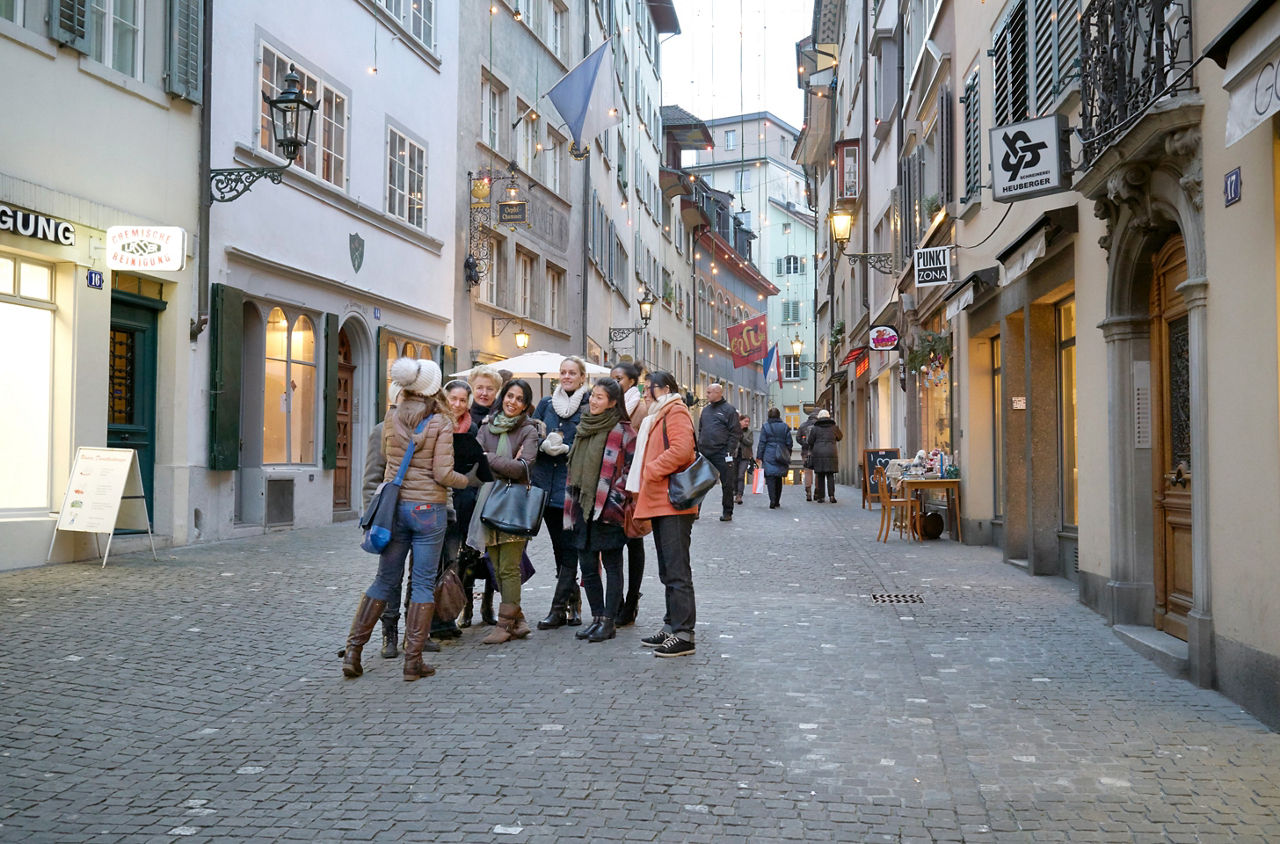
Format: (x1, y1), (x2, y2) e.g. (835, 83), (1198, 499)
(469, 364), (504, 392)
(562, 355), (588, 377)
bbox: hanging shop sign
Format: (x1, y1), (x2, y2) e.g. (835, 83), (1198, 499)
(914, 245), (952, 287)
(497, 200), (528, 225)
(727, 313), (769, 368)
(868, 324), (900, 352)
(990, 114), (1070, 203)
(105, 226), (187, 271)
(0, 204), (76, 246)
(835, 139), (860, 201)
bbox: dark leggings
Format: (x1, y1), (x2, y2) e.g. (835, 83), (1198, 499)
(544, 506), (581, 609)
(767, 476), (783, 506)
(815, 472), (836, 500)
(579, 546), (624, 619)
(619, 536), (645, 598)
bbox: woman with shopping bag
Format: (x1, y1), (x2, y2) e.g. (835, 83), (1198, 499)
(755, 407), (794, 509)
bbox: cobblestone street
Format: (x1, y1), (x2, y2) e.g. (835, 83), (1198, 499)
(2, 487), (1278, 842)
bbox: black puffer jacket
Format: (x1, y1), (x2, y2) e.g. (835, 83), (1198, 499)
(807, 417), (843, 473)
(697, 399), (741, 456)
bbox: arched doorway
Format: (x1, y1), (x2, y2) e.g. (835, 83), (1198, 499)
(333, 327), (355, 512)
(1149, 234), (1192, 640)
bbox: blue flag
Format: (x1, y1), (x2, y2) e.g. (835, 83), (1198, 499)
(547, 40), (623, 149)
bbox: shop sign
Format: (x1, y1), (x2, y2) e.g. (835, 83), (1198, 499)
(854, 355), (870, 378)
(105, 226), (186, 271)
(868, 324), (900, 352)
(990, 114), (1069, 202)
(498, 200), (528, 225)
(1223, 3), (1280, 147)
(915, 246), (952, 287)
(0, 204), (76, 246)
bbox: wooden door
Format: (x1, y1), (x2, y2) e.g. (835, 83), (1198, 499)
(333, 329), (355, 511)
(1150, 235), (1192, 640)
(108, 297), (161, 528)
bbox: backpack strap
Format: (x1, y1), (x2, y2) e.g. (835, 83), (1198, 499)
(392, 416), (432, 485)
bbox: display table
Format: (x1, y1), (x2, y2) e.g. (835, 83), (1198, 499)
(899, 477), (962, 542)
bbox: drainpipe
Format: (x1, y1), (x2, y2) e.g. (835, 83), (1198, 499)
(192, 0), (213, 341)
(578, 0), (591, 356)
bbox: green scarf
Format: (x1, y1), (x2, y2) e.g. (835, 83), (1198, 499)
(487, 411), (524, 435)
(566, 407), (622, 514)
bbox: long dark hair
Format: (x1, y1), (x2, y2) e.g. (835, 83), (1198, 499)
(498, 379), (533, 416)
(592, 376), (623, 408)
(647, 370), (679, 394)
(611, 361), (642, 387)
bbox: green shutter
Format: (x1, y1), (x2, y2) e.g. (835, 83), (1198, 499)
(375, 326), (388, 423)
(48, 0), (90, 53)
(208, 283), (244, 470)
(321, 313), (339, 470)
(165, 0), (204, 103)
(440, 344), (458, 375)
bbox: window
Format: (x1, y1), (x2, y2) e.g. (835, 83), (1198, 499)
(547, 130), (564, 193)
(0, 255), (55, 510)
(263, 308), (317, 465)
(90, 0), (142, 78)
(1, 0), (21, 23)
(261, 46), (347, 188)
(783, 355), (801, 380)
(992, 336), (1003, 518)
(991, 2), (1029, 126)
(482, 75), (505, 152)
(548, 266), (564, 328)
(387, 127), (426, 229)
(383, 335), (433, 413)
(781, 300), (802, 323)
(518, 252), (534, 318)
(776, 255), (803, 275)
(1058, 298), (1077, 527)
(483, 237), (499, 305)
(724, 129), (738, 150)
(784, 405), (801, 431)
(737, 211), (751, 232)
(961, 71), (982, 203)
(734, 168), (752, 194)
(551, 4), (565, 56)
(409, 0), (435, 50)
(518, 106), (535, 173)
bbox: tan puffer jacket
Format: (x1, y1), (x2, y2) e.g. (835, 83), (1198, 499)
(382, 410), (469, 503)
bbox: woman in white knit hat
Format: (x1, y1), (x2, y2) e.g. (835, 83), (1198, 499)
(342, 358), (481, 681)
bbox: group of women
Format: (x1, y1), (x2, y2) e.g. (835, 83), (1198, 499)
(341, 356), (701, 681)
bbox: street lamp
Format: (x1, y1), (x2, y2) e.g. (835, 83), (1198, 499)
(791, 333), (805, 357)
(210, 66), (320, 202)
(609, 286), (657, 343)
(492, 316), (531, 349)
(827, 208), (896, 274)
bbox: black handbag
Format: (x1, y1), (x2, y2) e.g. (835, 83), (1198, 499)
(359, 417), (430, 554)
(480, 460), (548, 537)
(662, 416), (720, 511)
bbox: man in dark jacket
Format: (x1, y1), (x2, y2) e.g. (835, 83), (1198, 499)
(697, 382), (742, 521)
(797, 409), (820, 501)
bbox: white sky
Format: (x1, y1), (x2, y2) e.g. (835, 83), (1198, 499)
(659, 0), (814, 131)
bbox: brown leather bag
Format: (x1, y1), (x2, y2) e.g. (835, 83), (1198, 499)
(434, 563), (466, 621)
(622, 495), (652, 539)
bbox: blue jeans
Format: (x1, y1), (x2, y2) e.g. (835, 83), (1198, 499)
(367, 501), (447, 605)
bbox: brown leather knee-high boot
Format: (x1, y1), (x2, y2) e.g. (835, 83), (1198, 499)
(402, 602), (436, 681)
(342, 595), (387, 678)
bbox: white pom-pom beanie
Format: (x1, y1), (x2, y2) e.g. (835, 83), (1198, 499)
(390, 357), (442, 397)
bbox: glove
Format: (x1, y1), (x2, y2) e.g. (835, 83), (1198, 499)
(541, 431), (569, 456)
(463, 464), (483, 488)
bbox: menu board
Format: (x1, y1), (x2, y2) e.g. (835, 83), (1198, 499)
(861, 447), (900, 508)
(55, 448), (143, 534)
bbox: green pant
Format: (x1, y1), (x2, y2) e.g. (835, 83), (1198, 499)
(488, 541), (525, 604)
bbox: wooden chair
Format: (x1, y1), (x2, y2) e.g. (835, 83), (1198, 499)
(873, 466), (918, 542)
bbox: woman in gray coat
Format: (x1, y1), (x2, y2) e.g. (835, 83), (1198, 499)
(807, 410), (843, 503)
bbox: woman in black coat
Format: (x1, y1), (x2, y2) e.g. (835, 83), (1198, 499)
(754, 408), (793, 509)
(807, 410), (843, 503)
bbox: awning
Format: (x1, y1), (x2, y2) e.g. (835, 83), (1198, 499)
(793, 89), (833, 166)
(1216, 0), (1280, 146)
(995, 208), (1077, 285)
(999, 230), (1045, 285)
(644, 0), (680, 34)
(944, 266), (999, 320)
(840, 346), (867, 366)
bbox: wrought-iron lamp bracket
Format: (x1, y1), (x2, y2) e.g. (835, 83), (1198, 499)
(210, 163), (292, 203)
(841, 251), (897, 275)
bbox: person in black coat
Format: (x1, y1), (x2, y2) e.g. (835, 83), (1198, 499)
(697, 382), (742, 521)
(460, 365), (503, 627)
(807, 409), (844, 503)
(755, 408), (794, 508)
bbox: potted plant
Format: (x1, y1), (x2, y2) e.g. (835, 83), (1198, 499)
(906, 330), (952, 373)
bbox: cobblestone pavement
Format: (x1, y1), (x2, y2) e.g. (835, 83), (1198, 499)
(3, 486), (1279, 843)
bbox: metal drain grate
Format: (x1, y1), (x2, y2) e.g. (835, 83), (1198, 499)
(871, 593), (924, 604)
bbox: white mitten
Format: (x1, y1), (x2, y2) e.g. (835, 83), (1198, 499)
(541, 431), (569, 455)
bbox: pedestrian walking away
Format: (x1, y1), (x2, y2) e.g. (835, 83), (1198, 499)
(532, 357), (591, 630)
(564, 377), (637, 644)
(342, 358), (480, 682)
(755, 408), (794, 509)
(611, 362), (649, 627)
(735, 414), (754, 505)
(808, 409), (843, 503)
(797, 408), (819, 501)
(627, 371), (698, 658)
(697, 382), (741, 521)
(468, 379), (541, 644)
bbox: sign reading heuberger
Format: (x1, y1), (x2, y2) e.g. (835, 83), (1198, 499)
(990, 114), (1069, 203)
(105, 226), (187, 271)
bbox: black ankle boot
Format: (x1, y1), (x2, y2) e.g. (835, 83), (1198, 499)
(616, 592), (641, 627)
(459, 594), (474, 629)
(480, 587), (496, 625)
(537, 607), (567, 630)
(380, 620), (399, 659)
(588, 617), (616, 642)
(576, 616), (603, 640)
(566, 593), (582, 627)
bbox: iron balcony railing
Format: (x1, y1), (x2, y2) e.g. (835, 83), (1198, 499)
(1079, 0), (1195, 164)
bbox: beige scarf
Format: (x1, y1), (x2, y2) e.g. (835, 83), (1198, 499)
(625, 392), (680, 493)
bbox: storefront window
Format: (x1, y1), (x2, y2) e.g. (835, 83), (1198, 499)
(0, 255), (54, 509)
(384, 335), (434, 412)
(992, 336), (1003, 518)
(262, 309), (317, 464)
(917, 318), (952, 455)
(1057, 298), (1078, 527)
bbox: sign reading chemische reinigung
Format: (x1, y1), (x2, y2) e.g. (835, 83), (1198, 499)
(990, 114), (1070, 203)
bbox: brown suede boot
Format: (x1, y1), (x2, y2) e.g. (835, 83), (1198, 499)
(342, 595), (387, 678)
(510, 605), (531, 638)
(402, 602), (437, 681)
(482, 603), (518, 644)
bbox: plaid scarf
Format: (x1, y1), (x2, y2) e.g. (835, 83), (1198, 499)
(565, 421), (633, 530)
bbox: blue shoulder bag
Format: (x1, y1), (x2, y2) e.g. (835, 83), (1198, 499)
(359, 416), (431, 554)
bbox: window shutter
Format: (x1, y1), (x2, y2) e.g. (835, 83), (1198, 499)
(776, 257), (784, 275)
(322, 313), (339, 471)
(166, 0), (204, 104)
(962, 74), (982, 202)
(375, 326), (389, 423)
(939, 87), (955, 205)
(48, 0), (90, 53)
(1008, 2), (1030, 122)
(1057, 0), (1080, 95)
(208, 284), (244, 470)
(440, 344), (458, 375)
(1031, 0), (1056, 115)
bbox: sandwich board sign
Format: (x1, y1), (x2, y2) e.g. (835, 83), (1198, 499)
(48, 447), (156, 567)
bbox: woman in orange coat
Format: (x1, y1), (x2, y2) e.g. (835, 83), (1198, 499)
(625, 370), (698, 658)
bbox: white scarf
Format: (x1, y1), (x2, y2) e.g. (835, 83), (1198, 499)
(623, 385), (641, 416)
(625, 392), (680, 493)
(551, 383), (590, 418)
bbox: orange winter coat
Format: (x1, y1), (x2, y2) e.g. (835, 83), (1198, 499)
(633, 398), (699, 519)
